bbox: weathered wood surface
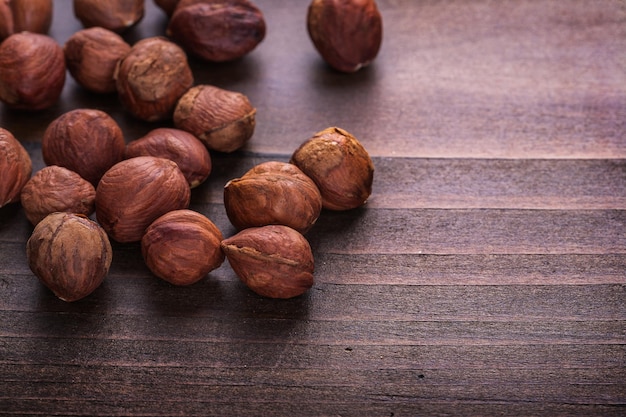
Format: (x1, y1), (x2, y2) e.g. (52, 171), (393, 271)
(0, 0), (624, 416)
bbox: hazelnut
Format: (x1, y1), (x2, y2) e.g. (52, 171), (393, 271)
(0, 127), (32, 208)
(73, 0), (144, 33)
(42, 109), (126, 186)
(173, 84), (256, 153)
(154, 0), (179, 16)
(0, 0), (53, 40)
(307, 0), (383, 73)
(167, 0), (266, 62)
(221, 225), (314, 299)
(96, 156), (191, 243)
(26, 212), (112, 302)
(115, 37), (194, 122)
(124, 128), (211, 188)
(0, 32), (65, 110)
(290, 127), (374, 210)
(142, 209), (224, 286)
(64, 27), (131, 94)
(20, 165), (96, 226)
(224, 161), (322, 234)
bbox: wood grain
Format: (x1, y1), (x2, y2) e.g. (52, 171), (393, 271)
(0, 0), (624, 416)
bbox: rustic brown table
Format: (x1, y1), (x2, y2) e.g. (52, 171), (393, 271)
(1, 1), (624, 415)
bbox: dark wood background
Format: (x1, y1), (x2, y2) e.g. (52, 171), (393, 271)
(1, 0), (625, 415)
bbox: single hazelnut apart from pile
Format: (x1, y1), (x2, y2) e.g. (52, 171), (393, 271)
(291, 127), (374, 211)
(142, 209), (224, 286)
(124, 128), (212, 188)
(20, 165), (96, 226)
(115, 36), (194, 122)
(167, 0), (266, 62)
(221, 225), (314, 299)
(0, 32), (65, 110)
(64, 27), (131, 94)
(73, 0), (144, 33)
(42, 109), (126, 186)
(307, 0), (383, 73)
(26, 212), (112, 302)
(96, 156), (191, 243)
(0, 0), (53, 40)
(224, 161), (322, 234)
(0, 127), (32, 208)
(173, 84), (256, 153)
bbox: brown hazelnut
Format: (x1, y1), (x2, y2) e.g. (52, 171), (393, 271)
(290, 127), (374, 210)
(173, 84), (256, 153)
(0, 127), (32, 208)
(224, 161), (322, 234)
(0, 0), (53, 40)
(73, 0), (144, 33)
(167, 0), (266, 62)
(20, 165), (96, 226)
(221, 225), (314, 299)
(115, 37), (194, 122)
(96, 156), (191, 243)
(154, 0), (179, 16)
(42, 109), (126, 186)
(307, 0), (383, 73)
(142, 209), (224, 286)
(124, 128), (211, 188)
(26, 212), (112, 302)
(64, 27), (131, 94)
(0, 32), (65, 110)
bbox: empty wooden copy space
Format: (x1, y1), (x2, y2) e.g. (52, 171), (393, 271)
(0, 0), (624, 415)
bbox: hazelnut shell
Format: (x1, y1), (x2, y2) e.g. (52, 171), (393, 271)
(224, 161), (322, 234)
(167, 0), (266, 62)
(20, 165), (96, 226)
(0, 32), (65, 110)
(173, 84), (256, 153)
(307, 0), (383, 72)
(96, 156), (191, 243)
(290, 127), (374, 211)
(221, 225), (314, 299)
(124, 128), (212, 188)
(42, 109), (126, 186)
(0, 128), (32, 208)
(26, 212), (112, 302)
(73, 0), (144, 33)
(64, 27), (131, 94)
(142, 209), (225, 286)
(0, 0), (53, 40)
(115, 37), (194, 122)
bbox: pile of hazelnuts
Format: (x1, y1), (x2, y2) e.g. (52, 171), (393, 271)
(0, 0), (382, 302)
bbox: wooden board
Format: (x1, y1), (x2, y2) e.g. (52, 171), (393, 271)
(0, 0), (624, 415)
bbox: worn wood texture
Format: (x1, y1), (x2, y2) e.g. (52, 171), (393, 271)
(0, 0), (625, 416)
